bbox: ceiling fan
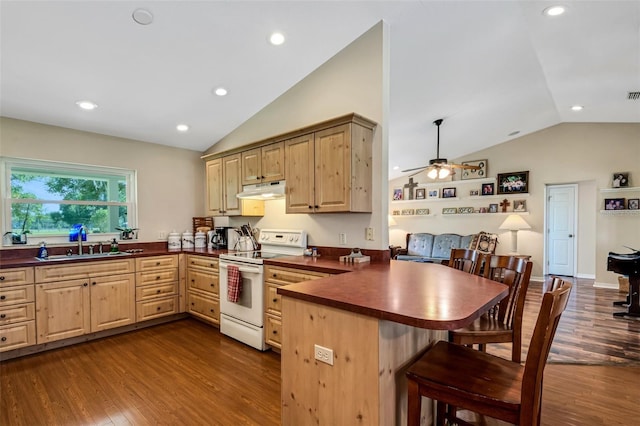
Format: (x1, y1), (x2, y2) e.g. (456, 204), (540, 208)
(402, 118), (480, 179)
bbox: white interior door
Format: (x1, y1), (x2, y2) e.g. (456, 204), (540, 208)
(546, 185), (577, 276)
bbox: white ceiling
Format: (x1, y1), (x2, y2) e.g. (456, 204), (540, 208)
(2, 1), (639, 181)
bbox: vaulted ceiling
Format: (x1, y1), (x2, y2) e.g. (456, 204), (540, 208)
(2, 1), (638, 180)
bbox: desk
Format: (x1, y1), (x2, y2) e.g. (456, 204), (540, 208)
(278, 261), (508, 425)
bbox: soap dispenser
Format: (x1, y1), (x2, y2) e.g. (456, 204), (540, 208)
(37, 241), (49, 259)
(110, 238), (119, 253)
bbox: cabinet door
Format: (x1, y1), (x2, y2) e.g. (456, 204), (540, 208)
(36, 279), (90, 344)
(285, 133), (316, 213)
(261, 141), (285, 183)
(90, 273), (136, 332)
(223, 153), (242, 216)
(314, 124), (351, 212)
(206, 158), (224, 216)
(241, 147), (262, 185)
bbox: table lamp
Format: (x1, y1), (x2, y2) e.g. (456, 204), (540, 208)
(499, 214), (531, 254)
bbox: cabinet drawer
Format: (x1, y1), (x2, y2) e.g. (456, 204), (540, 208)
(265, 283), (282, 316)
(0, 285), (35, 306)
(35, 259), (135, 282)
(0, 267), (35, 287)
(265, 314), (282, 348)
(187, 255), (219, 272)
(136, 255), (178, 271)
(136, 268), (179, 286)
(264, 265), (329, 285)
(0, 320), (36, 352)
(136, 296), (178, 322)
(135, 282), (178, 301)
(187, 269), (219, 296)
(0, 302), (35, 325)
(187, 291), (219, 325)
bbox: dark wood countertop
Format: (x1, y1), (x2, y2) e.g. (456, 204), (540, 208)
(277, 260), (509, 331)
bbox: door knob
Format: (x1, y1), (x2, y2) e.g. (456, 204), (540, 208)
(568, 234), (574, 238)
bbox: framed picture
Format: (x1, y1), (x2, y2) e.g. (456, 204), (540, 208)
(489, 203), (498, 213)
(461, 159), (488, 180)
(604, 198), (625, 210)
(401, 208), (415, 215)
(458, 207), (474, 214)
(442, 187), (456, 198)
(481, 182), (495, 196)
(392, 210), (400, 215)
(497, 171), (529, 194)
(415, 188), (426, 200)
(628, 199), (639, 210)
(442, 207), (458, 215)
(415, 208), (430, 215)
(513, 199), (527, 212)
(612, 172), (629, 188)
(392, 188), (403, 201)
(427, 189), (439, 199)
(469, 190), (479, 196)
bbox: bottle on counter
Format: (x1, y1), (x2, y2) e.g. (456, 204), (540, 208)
(110, 238), (119, 253)
(37, 242), (49, 259)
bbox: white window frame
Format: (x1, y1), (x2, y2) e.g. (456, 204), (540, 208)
(1, 157), (137, 246)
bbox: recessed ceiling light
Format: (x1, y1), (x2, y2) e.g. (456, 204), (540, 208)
(393, 166), (400, 170)
(544, 6), (566, 16)
(571, 105), (584, 111)
(214, 87), (228, 97)
(75, 100), (98, 110)
(132, 9), (154, 25)
(269, 32), (286, 46)
(176, 124), (189, 132)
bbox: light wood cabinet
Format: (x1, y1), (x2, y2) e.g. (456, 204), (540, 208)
(0, 267), (36, 352)
(264, 265), (329, 349)
(241, 141), (285, 185)
(207, 154), (265, 217)
(186, 255), (220, 326)
(35, 260), (136, 344)
(135, 255), (179, 322)
(285, 121), (374, 213)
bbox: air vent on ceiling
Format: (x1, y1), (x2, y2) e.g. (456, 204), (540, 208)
(628, 91), (640, 100)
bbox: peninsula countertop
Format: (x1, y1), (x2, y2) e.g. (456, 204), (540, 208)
(277, 259), (509, 330)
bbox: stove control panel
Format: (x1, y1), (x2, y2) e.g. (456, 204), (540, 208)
(259, 229), (307, 248)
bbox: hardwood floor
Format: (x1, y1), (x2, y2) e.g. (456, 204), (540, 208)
(1, 277), (639, 425)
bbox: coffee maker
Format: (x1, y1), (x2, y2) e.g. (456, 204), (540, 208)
(209, 226), (232, 249)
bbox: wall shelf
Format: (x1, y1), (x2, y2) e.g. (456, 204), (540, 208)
(599, 186), (640, 193)
(599, 210), (640, 216)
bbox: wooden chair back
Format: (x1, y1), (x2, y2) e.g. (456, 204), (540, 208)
(520, 279), (573, 424)
(483, 255), (532, 326)
(447, 249), (480, 274)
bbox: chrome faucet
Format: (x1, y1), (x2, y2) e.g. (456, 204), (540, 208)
(78, 225), (86, 255)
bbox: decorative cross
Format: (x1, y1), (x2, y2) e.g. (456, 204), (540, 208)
(404, 177), (419, 200)
(500, 198), (511, 213)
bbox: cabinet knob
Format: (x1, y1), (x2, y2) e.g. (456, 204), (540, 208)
(210, 309), (215, 313)
(1, 336), (6, 342)
(92, 282), (96, 286)
(156, 262), (161, 266)
(273, 298), (278, 303)
(156, 276), (161, 280)
(0, 296), (5, 300)
(157, 306), (162, 311)
(157, 289), (161, 293)
(0, 314), (6, 319)
(83, 283), (88, 287)
(272, 330), (278, 335)
(191, 302), (195, 306)
(0, 276), (4, 281)
(314, 205), (319, 209)
(308, 205), (313, 209)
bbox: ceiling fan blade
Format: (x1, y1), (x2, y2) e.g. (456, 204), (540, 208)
(401, 165), (429, 173)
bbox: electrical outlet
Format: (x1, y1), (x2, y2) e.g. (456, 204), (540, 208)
(159, 231), (166, 240)
(339, 233), (347, 245)
(314, 344), (334, 366)
(365, 227), (374, 241)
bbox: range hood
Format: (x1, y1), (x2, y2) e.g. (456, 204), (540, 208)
(236, 180), (286, 200)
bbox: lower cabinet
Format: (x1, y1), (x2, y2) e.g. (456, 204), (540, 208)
(186, 255), (220, 326)
(0, 266), (36, 352)
(135, 255), (179, 322)
(264, 265), (329, 350)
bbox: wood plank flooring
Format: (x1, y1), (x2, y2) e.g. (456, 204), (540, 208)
(1, 277), (639, 425)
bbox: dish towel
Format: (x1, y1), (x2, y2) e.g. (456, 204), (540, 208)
(227, 265), (242, 303)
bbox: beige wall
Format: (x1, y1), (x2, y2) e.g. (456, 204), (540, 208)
(0, 117), (204, 244)
(389, 123), (640, 285)
(205, 22), (389, 250)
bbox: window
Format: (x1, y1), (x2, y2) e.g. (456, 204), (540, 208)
(2, 157), (137, 245)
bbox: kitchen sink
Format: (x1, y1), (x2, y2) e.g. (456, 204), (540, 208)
(35, 252), (133, 261)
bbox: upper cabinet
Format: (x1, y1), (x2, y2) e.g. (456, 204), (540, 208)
(206, 154), (264, 217)
(285, 119), (374, 214)
(241, 141), (285, 185)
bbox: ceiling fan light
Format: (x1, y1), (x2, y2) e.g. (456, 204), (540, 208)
(438, 168), (450, 179)
(427, 168), (438, 179)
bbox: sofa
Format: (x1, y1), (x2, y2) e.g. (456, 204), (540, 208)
(391, 232), (497, 263)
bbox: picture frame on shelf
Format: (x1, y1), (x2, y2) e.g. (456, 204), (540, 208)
(415, 188), (426, 200)
(481, 182), (495, 196)
(427, 189), (439, 199)
(415, 208), (430, 215)
(401, 208), (415, 215)
(489, 203), (498, 213)
(442, 207), (458, 215)
(513, 199), (527, 212)
(458, 207), (475, 214)
(627, 198), (639, 210)
(479, 207), (488, 213)
(392, 210), (400, 215)
(497, 171), (529, 194)
(612, 172), (629, 188)
(604, 198), (625, 210)
(461, 159), (488, 180)
(393, 188), (403, 201)
(442, 187), (456, 198)
(469, 190), (479, 196)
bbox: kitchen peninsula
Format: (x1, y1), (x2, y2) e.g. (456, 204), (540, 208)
(278, 260), (508, 425)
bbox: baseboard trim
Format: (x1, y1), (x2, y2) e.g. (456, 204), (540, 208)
(594, 281), (618, 289)
(576, 273), (596, 279)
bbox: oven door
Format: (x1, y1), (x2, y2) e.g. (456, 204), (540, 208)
(219, 260), (264, 327)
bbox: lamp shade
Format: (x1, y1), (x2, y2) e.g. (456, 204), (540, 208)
(499, 214), (531, 231)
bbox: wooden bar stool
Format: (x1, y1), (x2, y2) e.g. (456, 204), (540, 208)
(407, 279), (572, 426)
(449, 255), (533, 362)
(447, 249), (481, 274)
